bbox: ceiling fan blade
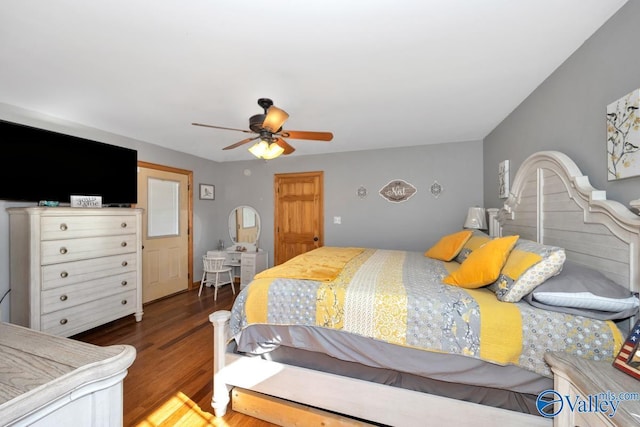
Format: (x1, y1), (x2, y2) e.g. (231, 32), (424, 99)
(279, 130), (333, 141)
(223, 136), (259, 150)
(192, 122), (255, 134)
(262, 106), (289, 132)
(273, 138), (295, 155)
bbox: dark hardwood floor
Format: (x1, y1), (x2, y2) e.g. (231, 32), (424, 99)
(73, 284), (277, 427)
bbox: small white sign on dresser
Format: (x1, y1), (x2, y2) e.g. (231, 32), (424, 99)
(70, 195), (103, 208)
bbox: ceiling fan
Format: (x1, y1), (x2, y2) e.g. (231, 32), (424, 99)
(192, 98), (333, 159)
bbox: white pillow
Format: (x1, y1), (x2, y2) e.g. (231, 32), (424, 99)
(533, 291), (640, 312)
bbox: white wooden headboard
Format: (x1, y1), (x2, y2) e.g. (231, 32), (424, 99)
(497, 151), (640, 295)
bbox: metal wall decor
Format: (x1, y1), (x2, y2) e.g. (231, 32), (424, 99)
(357, 186), (368, 199)
(379, 179), (417, 203)
(429, 181), (443, 198)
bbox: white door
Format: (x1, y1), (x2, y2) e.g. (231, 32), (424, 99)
(137, 165), (191, 303)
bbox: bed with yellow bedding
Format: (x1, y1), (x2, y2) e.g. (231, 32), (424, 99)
(231, 246), (621, 380)
(210, 152), (640, 426)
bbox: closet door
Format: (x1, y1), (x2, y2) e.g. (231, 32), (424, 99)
(274, 171), (324, 265)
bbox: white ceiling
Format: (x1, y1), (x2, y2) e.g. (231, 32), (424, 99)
(0, 0), (628, 162)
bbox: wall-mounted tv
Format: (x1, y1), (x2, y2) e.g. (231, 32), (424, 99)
(0, 120), (137, 205)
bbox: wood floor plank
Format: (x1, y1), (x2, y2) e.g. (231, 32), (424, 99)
(73, 285), (277, 427)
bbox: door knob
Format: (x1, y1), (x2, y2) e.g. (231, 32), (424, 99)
(313, 236), (319, 242)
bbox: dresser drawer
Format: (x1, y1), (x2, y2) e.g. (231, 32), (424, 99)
(241, 255), (256, 267)
(41, 289), (137, 336)
(41, 271), (137, 314)
(41, 234), (137, 264)
(41, 253), (137, 289)
(41, 215), (137, 240)
(241, 266), (255, 281)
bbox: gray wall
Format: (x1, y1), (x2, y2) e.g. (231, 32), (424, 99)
(0, 102), (483, 322)
(484, 1), (640, 210)
(219, 140), (484, 261)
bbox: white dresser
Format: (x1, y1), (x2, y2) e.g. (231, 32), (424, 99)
(8, 207), (143, 337)
(0, 322), (135, 426)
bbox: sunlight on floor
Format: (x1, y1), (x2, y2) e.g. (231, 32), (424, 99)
(136, 391), (230, 427)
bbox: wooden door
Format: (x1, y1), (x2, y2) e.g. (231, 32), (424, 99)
(274, 171), (324, 265)
(137, 162), (193, 303)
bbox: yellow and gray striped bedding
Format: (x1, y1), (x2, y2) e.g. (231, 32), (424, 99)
(230, 247), (623, 377)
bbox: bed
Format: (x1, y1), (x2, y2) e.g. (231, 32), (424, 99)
(209, 151), (640, 426)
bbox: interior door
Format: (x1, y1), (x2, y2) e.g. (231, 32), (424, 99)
(274, 171), (324, 265)
(137, 163), (192, 303)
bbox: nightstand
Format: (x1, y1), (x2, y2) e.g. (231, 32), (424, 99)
(544, 352), (640, 426)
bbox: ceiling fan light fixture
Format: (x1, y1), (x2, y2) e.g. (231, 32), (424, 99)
(262, 106), (289, 133)
(248, 140), (269, 158)
(262, 142), (285, 159)
(248, 140), (284, 159)
(194, 98), (332, 158)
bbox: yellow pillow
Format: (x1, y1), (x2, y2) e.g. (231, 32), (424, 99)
(443, 235), (519, 289)
(424, 230), (473, 261)
(454, 233), (491, 263)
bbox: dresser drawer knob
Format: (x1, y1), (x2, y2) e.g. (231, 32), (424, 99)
(121, 280), (128, 286)
(60, 271), (68, 278)
(121, 222), (127, 228)
(121, 261), (128, 267)
(59, 223), (68, 231)
(60, 294), (68, 301)
(121, 241), (127, 247)
(59, 247), (68, 255)
(121, 299), (128, 305)
(60, 318), (68, 325)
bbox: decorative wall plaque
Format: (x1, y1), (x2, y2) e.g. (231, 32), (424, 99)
(379, 179), (417, 203)
(357, 186), (367, 199)
(429, 181), (443, 199)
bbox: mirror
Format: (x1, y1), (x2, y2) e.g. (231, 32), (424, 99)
(229, 206), (260, 245)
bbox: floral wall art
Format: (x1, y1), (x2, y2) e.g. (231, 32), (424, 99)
(498, 160), (509, 199)
(607, 89), (640, 180)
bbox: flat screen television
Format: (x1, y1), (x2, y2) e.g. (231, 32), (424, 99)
(0, 120), (137, 205)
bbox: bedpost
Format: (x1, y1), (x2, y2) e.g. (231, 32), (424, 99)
(209, 310), (232, 417)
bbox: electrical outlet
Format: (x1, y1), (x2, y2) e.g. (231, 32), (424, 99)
(333, 216), (341, 224)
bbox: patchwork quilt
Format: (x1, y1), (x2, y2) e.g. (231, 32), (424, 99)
(230, 247), (623, 377)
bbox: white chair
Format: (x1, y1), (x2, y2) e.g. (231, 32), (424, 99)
(199, 255), (234, 300)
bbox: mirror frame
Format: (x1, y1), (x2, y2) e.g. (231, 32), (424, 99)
(228, 205), (261, 245)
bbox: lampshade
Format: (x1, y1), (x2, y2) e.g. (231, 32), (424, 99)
(248, 140), (285, 160)
(463, 207), (487, 230)
(262, 106), (289, 133)
(248, 140), (269, 158)
(262, 142), (285, 159)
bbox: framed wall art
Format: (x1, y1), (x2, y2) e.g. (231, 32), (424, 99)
(607, 89), (640, 180)
(498, 160), (510, 199)
(199, 184), (215, 200)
